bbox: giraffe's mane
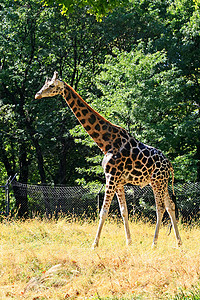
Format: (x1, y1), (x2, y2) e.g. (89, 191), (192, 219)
(64, 82), (122, 129)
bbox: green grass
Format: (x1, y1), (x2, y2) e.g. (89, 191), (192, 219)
(173, 286), (200, 300)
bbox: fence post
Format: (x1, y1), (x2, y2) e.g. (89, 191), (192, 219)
(4, 176), (11, 217)
(2, 174), (17, 217)
(5, 183), (10, 216)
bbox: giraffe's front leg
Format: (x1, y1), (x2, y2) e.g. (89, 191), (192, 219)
(116, 186), (132, 246)
(92, 174), (116, 248)
(92, 207), (109, 248)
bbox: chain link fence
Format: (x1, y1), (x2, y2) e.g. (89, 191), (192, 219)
(0, 180), (198, 223)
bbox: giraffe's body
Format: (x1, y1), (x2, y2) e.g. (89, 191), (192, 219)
(35, 71), (182, 247)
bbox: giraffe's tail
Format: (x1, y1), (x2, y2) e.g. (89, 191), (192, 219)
(167, 163), (179, 236)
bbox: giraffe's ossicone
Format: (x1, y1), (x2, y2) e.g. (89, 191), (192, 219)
(35, 71), (182, 248)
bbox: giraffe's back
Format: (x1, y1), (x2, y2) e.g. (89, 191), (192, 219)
(104, 132), (171, 188)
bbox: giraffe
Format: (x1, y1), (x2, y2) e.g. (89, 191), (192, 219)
(35, 71), (182, 248)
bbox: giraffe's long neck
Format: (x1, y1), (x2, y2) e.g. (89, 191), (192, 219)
(61, 83), (125, 154)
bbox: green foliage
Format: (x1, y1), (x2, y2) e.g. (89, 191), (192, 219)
(42, 0), (129, 20)
(0, 0), (114, 187)
(0, 0), (199, 214)
(88, 45), (197, 182)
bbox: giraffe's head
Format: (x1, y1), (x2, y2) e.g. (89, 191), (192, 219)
(35, 71), (64, 99)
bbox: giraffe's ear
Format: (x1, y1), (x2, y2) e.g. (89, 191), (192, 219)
(53, 71), (59, 80)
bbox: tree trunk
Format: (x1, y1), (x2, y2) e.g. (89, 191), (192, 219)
(0, 141), (29, 217)
(197, 107), (200, 182)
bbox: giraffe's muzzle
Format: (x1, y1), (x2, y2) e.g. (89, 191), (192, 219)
(35, 93), (42, 99)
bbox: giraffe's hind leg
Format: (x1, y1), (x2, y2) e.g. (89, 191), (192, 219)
(165, 190), (182, 246)
(152, 199), (165, 247)
(92, 175), (116, 248)
(116, 186), (132, 245)
(151, 180), (182, 247)
(151, 182), (166, 247)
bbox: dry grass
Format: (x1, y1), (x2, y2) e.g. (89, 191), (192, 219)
(0, 217), (200, 299)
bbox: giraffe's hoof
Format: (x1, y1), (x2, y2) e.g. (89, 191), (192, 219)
(127, 239), (132, 246)
(151, 242), (157, 248)
(92, 242), (99, 249)
(177, 240), (182, 247)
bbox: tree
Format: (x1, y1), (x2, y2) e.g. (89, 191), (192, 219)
(0, 0), (199, 218)
(1, 0), (135, 202)
(62, 0), (200, 184)
(79, 44), (198, 183)
(166, 0), (200, 181)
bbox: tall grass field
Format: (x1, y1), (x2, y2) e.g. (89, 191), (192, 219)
(0, 217), (200, 299)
